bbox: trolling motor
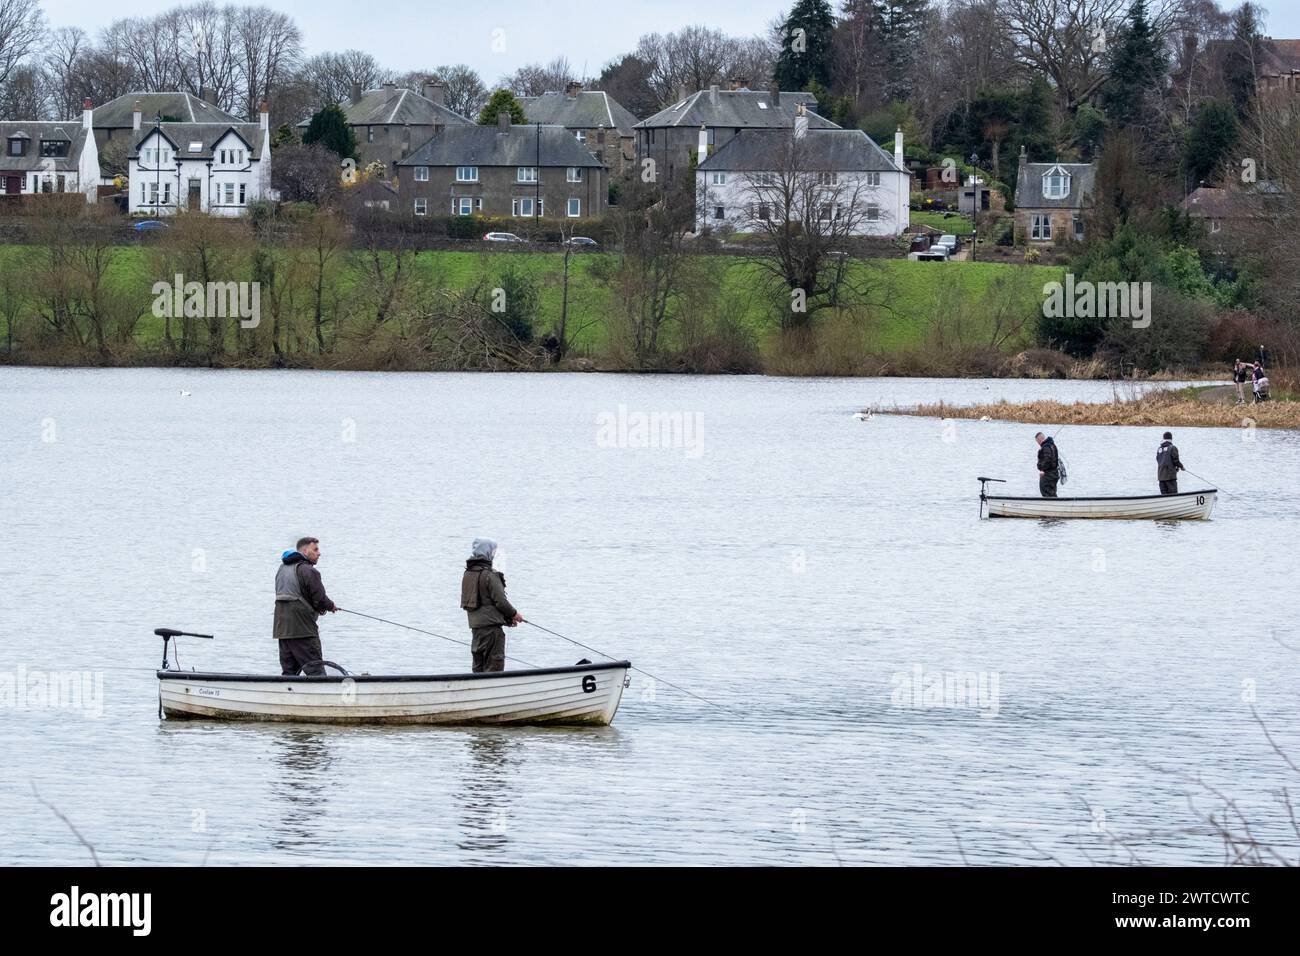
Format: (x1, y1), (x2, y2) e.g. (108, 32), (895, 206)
(976, 477), (1005, 518)
(155, 627), (213, 670)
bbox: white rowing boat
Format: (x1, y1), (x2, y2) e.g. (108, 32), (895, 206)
(980, 487), (1217, 520)
(157, 661), (630, 726)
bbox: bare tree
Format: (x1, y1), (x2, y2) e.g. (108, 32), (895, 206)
(432, 64), (487, 118)
(42, 26), (86, 120)
(725, 131), (885, 329)
(234, 6), (302, 120)
(500, 57), (574, 96)
(0, 0), (43, 94)
(299, 49), (389, 106)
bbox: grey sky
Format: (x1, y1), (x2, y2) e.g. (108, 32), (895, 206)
(42, 0), (1300, 81)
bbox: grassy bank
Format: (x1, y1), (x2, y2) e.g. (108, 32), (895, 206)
(0, 242), (1066, 371)
(888, 387), (1300, 429)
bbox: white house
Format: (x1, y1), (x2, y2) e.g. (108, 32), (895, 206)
(127, 101), (272, 216)
(0, 99), (100, 202)
(695, 108), (910, 237)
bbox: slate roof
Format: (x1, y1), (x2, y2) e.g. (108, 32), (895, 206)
(130, 123), (265, 161)
(519, 91), (639, 137)
(636, 89), (838, 130)
(1015, 161), (1096, 208)
(299, 86), (471, 128)
(396, 125), (604, 168)
(0, 122), (91, 172)
(94, 92), (241, 128)
(698, 128), (906, 173)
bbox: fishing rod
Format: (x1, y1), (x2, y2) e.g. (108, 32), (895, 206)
(1181, 469), (1231, 497)
(337, 608), (540, 669)
(522, 619), (734, 712)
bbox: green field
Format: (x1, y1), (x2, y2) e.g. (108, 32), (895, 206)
(910, 210), (976, 236)
(0, 244), (1062, 358)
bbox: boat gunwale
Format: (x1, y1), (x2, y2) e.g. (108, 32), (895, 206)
(156, 660), (631, 684)
(981, 489), (1216, 503)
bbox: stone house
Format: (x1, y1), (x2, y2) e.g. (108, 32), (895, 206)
(1013, 147), (1095, 244)
(520, 82), (638, 175)
(395, 114), (605, 220)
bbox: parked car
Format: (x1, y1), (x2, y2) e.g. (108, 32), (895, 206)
(908, 235), (931, 253)
(915, 247), (949, 261)
(483, 232), (524, 243)
(133, 220), (169, 232)
(935, 234), (959, 254)
(563, 236), (599, 248)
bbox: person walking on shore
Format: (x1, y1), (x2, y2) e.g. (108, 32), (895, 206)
(1035, 432), (1061, 498)
(460, 538), (522, 673)
(1233, 360), (1251, 405)
(1156, 432), (1185, 495)
(274, 536), (337, 676)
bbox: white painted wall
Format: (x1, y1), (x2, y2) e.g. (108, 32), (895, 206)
(696, 167), (911, 237)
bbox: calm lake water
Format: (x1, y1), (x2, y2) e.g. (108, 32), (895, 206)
(1, 368), (1297, 865)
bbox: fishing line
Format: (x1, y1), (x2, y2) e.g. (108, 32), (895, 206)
(1181, 469), (1232, 497)
(523, 619), (734, 712)
(338, 608), (540, 668)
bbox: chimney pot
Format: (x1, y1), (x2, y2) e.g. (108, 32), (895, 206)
(423, 80), (445, 106)
(132, 100), (142, 131)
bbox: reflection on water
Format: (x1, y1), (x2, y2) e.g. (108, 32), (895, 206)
(269, 728), (335, 852)
(454, 731), (520, 856)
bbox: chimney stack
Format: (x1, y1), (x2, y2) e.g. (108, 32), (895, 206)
(423, 79), (445, 106)
(260, 100), (270, 133)
(698, 125), (709, 163)
(350, 83), (363, 105)
(199, 86), (214, 104)
(894, 126), (904, 168)
(82, 98), (93, 131)
(728, 77), (748, 91)
(132, 100), (142, 131)
(565, 81), (582, 98)
(1018, 144), (1027, 172)
(709, 83), (719, 104)
(770, 84), (780, 108)
(794, 103), (808, 140)
(498, 110), (511, 131)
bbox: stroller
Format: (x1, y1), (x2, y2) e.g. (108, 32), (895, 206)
(1254, 375), (1271, 403)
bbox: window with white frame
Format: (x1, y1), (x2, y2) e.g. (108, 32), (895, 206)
(575, 130), (586, 143)
(457, 197), (472, 216)
(1073, 217), (1084, 241)
(1031, 214), (1052, 240)
(367, 127), (375, 143)
(816, 171), (838, 186)
(1042, 166), (1071, 200)
(239, 183), (246, 204)
(414, 197), (428, 215)
(865, 171), (881, 186)
(415, 166), (429, 181)
(866, 203), (880, 221)
(513, 197), (536, 216)
(713, 206), (725, 220)
(755, 172), (776, 186)
(567, 167), (582, 182)
(517, 166), (537, 183)
(223, 183), (234, 204)
(755, 203), (770, 221)
(710, 172), (726, 185)
(163, 182), (171, 204)
(456, 166), (478, 182)
(567, 197), (580, 217)
(148, 182), (159, 204)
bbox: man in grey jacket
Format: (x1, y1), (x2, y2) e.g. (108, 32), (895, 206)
(274, 537), (337, 676)
(1156, 432), (1184, 495)
(460, 538), (522, 673)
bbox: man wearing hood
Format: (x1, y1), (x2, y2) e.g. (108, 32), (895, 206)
(460, 538), (522, 673)
(1035, 432), (1061, 498)
(1156, 432), (1184, 495)
(274, 536), (337, 676)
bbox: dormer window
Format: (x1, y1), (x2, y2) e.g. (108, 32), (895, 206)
(1043, 164), (1071, 200)
(40, 140), (70, 158)
(189, 142), (203, 153)
(8, 137), (25, 156)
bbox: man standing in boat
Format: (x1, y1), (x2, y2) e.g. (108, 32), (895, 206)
(1035, 432), (1061, 497)
(1156, 432), (1184, 495)
(460, 538), (522, 673)
(274, 536), (337, 676)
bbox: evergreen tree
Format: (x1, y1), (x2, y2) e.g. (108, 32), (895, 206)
(477, 89), (528, 126)
(774, 0), (837, 91)
(874, 0), (928, 102)
(1184, 100), (1238, 186)
(1223, 4), (1262, 113)
(1104, 0), (1169, 130)
(302, 104), (357, 160)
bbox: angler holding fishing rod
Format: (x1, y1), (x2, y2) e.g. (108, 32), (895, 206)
(459, 538), (523, 673)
